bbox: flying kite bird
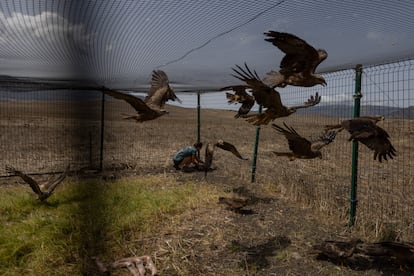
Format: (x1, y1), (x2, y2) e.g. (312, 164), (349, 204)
(272, 123), (336, 160)
(231, 63), (321, 125)
(6, 165), (70, 201)
(325, 116), (396, 162)
(102, 70), (181, 122)
(220, 85), (255, 118)
(204, 140), (248, 177)
(262, 31), (328, 88)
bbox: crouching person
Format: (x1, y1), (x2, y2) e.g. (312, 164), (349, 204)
(172, 142), (204, 171)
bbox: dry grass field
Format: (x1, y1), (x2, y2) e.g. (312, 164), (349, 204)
(1, 98), (414, 275)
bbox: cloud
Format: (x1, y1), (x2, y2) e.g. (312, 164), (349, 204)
(0, 11), (94, 59)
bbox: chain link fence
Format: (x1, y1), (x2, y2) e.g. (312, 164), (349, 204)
(1, 60), (414, 239)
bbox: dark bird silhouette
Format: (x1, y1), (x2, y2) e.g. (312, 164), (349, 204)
(262, 31), (328, 88)
(325, 116), (396, 162)
(310, 239), (363, 265)
(220, 85), (255, 118)
(6, 165), (70, 201)
(358, 241), (414, 270)
(218, 196), (250, 213)
(204, 140), (248, 177)
(102, 70), (181, 122)
(231, 63), (321, 125)
(272, 123), (336, 160)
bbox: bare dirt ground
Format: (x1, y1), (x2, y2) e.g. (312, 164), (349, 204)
(1, 99), (414, 275)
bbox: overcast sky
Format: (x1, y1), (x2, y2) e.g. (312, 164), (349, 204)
(1, 0), (414, 106)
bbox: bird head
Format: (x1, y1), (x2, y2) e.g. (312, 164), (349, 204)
(316, 76), (327, 86)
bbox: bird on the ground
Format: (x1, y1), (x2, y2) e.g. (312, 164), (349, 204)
(262, 31), (328, 88)
(310, 239), (363, 265)
(6, 165), (70, 201)
(220, 85), (255, 118)
(102, 70), (181, 122)
(272, 122), (336, 160)
(231, 63), (321, 125)
(204, 140), (248, 177)
(218, 196), (250, 213)
(325, 116), (396, 162)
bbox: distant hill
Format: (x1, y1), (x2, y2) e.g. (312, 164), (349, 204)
(297, 104), (414, 119)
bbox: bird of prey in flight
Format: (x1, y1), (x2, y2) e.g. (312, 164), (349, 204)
(220, 85), (255, 118)
(272, 123), (336, 160)
(231, 63), (321, 125)
(204, 140), (248, 177)
(325, 116), (396, 162)
(6, 165), (70, 201)
(262, 31), (328, 88)
(103, 70), (181, 122)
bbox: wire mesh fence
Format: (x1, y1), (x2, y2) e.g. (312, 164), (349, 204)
(1, 60), (414, 239)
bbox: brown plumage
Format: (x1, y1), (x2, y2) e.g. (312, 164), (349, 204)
(6, 165), (70, 201)
(103, 70), (181, 122)
(272, 123), (336, 160)
(231, 63), (321, 125)
(220, 85), (255, 118)
(204, 140), (248, 177)
(262, 31), (328, 88)
(310, 239), (363, 264)
(325, 116), (396, 162)
(218, 196), (249, 212)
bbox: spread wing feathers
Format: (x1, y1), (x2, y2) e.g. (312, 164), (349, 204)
(310, 130), (337, 152)
(340, 117), (396, 162)
(145, 70), (181, 107)
(272, 123), (314, 157)
(6, 165), (42, 196)
(221, 85), (255, 118)
(231, 63), (290, 125)
(103, 89), (154, 113)
(204, 143), (215, 177)
(43, 164), (70, 195)
(215, 140), (248, 160)
(264, 31), (327, 76)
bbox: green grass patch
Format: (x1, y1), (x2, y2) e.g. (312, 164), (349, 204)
(0, 176), (218, 275)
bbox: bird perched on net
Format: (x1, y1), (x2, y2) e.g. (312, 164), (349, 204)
(262, 31), (328, 88)
(231, 63), (321, 125)
(204, 140), (248, 177)
(272, 123), (337, 160)
(102, 70), (181, 122)
(220, 85), (255, 118)
(6, 165), (70, 201)
(325, 115), (396, 162)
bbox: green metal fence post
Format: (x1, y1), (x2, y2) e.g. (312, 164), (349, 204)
(250, 105), (263, 183)
(197, 92), (201, 158)
(99, 91), (105, 171)
(349, 64), (363, 226)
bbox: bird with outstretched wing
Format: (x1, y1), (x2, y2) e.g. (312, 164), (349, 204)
(102, 70), (181, 122)
(231, 63), (321, 125)
(325, 116), (396, 162)
(262, 31), (328, 88)
(272, 122), (336, 160)
(6, 165), (70, 201)
(204, 140), (248, 177)
(220, 85), (255, 118)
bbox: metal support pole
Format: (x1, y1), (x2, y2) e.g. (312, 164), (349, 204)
(349, 64), (363, 227)
(99, 91), (105, 171)
(197, 92), (201, 158)
(250, 105), (262, 183)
